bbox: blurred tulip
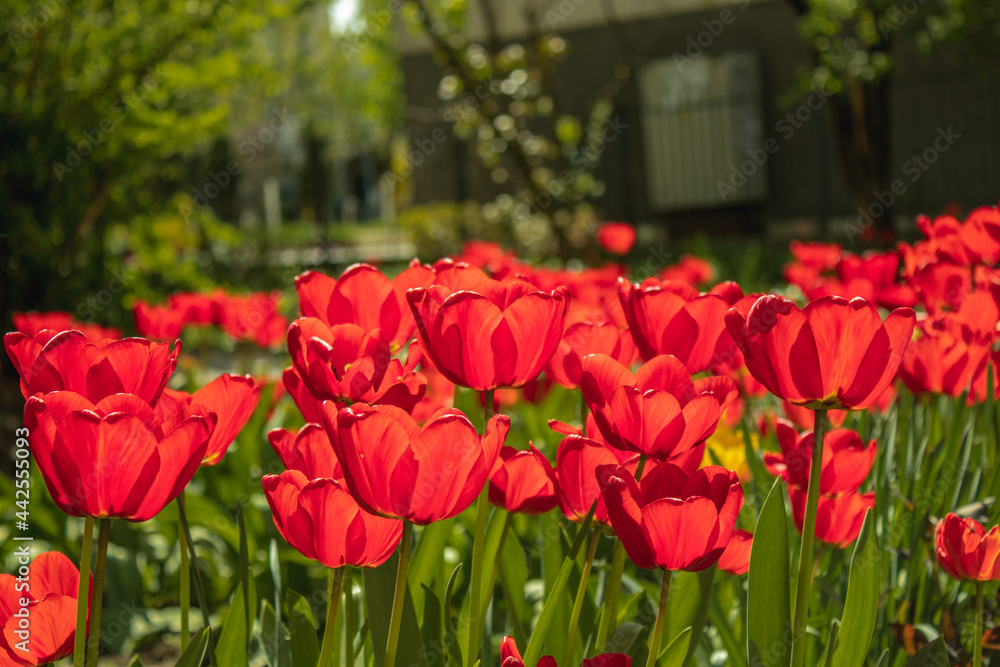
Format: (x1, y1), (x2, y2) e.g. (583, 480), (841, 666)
(12, 310), (122, 340)
(659, 255), (714, 286)
(0, 551), (92, 666)
(579, 353), (737, 461)
(5, 330), (180, 404)
(155, 374), (260, 465)
(597, 222), (636, 255)
(598, 463), (743, 571)
(133, 300), (187, 340)
(789, 487), (873, 549)
(219, 291), (287, 347)
(25, 392), (215, 521)
(489, 445), (557, 515)
(764, 420), (876, 496)
(325, 403), (509, 524)
(935, 513), (1000, 582)
(262, 469), (402, 569)
(407, 277), (568, 391)
(725, 295), (914, 410)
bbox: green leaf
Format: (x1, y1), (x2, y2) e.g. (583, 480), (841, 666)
(364, 552), (428, 667)
(129, 656), (145, 667)
(499, 526), (529, 646)
(831, 510), (879, 667)
(657, 627), (692, 667)
(259, 598), (292, 667)
(662, 567), (715, 666)
(904, 637), (949, 666)
(747, 479), (792, 667)
(286, 590), (320, 667)
(445, 563), (465, 667)
(217, 578), (257, 667)
(174, 627), (210, 667)
(523, 505), (596, 667)
(421, 584), (444, 667)
(408, 521), (452, 623)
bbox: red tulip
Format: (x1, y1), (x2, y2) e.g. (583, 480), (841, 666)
(725, 295), (915, 410)
(618, 277), (750, 372)
(268, 424), (343, 480)
(133, 299), (188, 341)
(282, 366), (326, 423)
(546, 321), (636, 389)
(287, 318), (426, 412)
(5, 330), (180, 404)
(12, 311), (122, 340)
(579, 353), (738, 460)
(219, 291), (288, 347)
(718, 529), (752, 575)
(154, 374), (260, 465)
(295, 262), (434, 350)
(325, 403), (509, 524)
(262, 470), (402, 569)
(789, 488), (873, 548)
(597, 222), (636, 255)
(500, 636), (630, 667)
(598, 463), (743, 571)
(659, 255), (715, 286)
(489, 445), (557, 515)
(0, 551), (92, 666)
(935, 513), (1000, 582)
(167, 290), (224, 326)
(764, 420), (876, 496)
(25, 392), (215, 521)
(407, 279), (569, 390)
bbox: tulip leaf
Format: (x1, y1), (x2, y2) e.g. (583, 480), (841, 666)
(747, 479), (792, 667)
(217, 578), (257, 667)
(445, 563), (465, 667)
(420, 584), (444, 667)
(903, 637), (948, 666)
(523, 504), (596, 667)
(364, 552), (428, 667)
(259, 598), (293, 667)
(831, 510), (879, 667)
(499, 526), (530, 645)
(657, 627), (692, 667)
(286, 590), (320, 667)
(173, 627), (210, 667)
(663, 567), (715, 666)
(409, 520), (453, 623)
(606, 621), (645, 656)
(129, 657), (145, 667)
(819, 619), (839, 667)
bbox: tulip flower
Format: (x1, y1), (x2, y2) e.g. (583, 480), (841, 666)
(725, 295), (915, 410)
(546, 321), (636, 389)
(12, 310), (122, 340)
(788, 488), (874, 548)
(287, 318), (427, 412)
(155, 374), (260, 465)
(554, 434), (629, 527)
(25, 392), (215, 521)
(167, 290), (225, 326)
(282, 366), (326, 423)
(268, 423), (343, 480)
(598, 462), (742, 667)
(295, 262), (434, 351)
(325, 403), (509, 524)
(262, 470), (403, 568)
(597, 462), (743, 572)
(597, 222), (636, 255)
(659, 255), (715, 286)
(133, 300), (188, 340)
(499, 635), (630, 667)
(764, 420), (877, 496)
(935, 513), (1000, 666)
(489, 445), (557, 515)
(5, 330), (180, 404)
(0, 551), (92, 666)
(618, 277), (751, 373)
(718, 529), (753, 575)
(579, 353), (738, 461)
(219, 291), (288, 347)
(407, 278), (569, 390)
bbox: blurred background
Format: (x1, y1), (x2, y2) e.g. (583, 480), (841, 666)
(2, 0), (1000, 335)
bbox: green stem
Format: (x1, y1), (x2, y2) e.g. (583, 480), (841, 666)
(73, 516), (94, 667)
(86, 519), (111, 667)
(179, 505), (190, 651)
(634, 454), (647, 481)
(595, 539), (627, 654)
(344, 568), (355, 667)
(974, 581), (984, 667)
(480, 513), (513, 623)
(645, 570), (671, 667)
(319, 568), (345, 667)
(562, 527), (601, 666)
(467, 388), (496, 667)
(177, 493), (219, 667)
(385, 522), (413, 667)
(790, 408), (828, 667)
